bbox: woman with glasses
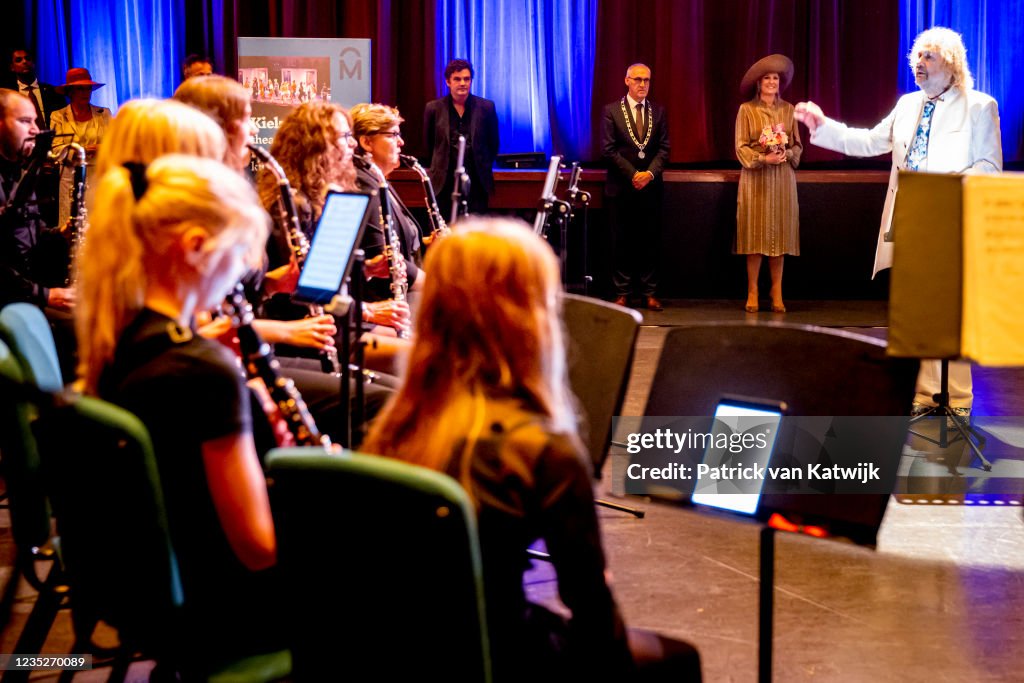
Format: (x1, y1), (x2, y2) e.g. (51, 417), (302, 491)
(256, 100), (412, 368)
(350, 103), (425, 310)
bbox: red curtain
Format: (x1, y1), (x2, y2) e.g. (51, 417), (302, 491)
(591, 0), (901, 163)
(185, 0), (900, 163)
(184, 0), (440, 159)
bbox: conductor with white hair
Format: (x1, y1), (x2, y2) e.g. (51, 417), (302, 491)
(794, 26), (1002, 416)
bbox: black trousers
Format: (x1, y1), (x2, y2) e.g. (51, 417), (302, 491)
(607, 185), (663, 298)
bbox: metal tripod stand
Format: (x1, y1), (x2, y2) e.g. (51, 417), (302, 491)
(908, 359), (990, 471)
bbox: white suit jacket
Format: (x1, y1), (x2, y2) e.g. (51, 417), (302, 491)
(810, 87), (1002, 277)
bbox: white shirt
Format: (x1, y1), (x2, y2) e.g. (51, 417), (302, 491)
(17, 79), (44, 113)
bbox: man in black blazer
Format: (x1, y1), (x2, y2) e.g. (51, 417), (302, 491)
(1, 48), (66, 129)
(602, 62), (670, 311)
(423, 59), (499, 220)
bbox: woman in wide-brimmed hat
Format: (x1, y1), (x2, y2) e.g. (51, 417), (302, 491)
(734, 54), (802, 313)
(50, 67), (112, 227)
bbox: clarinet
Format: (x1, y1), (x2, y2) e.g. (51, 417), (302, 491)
(248, 143), (340, 375)
(398, 153), (449, 242)
(354, 155), (410, 340)
(64, 143), (87, 286)
(223, 283), (332, 449)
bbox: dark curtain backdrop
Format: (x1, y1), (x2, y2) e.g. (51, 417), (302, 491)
(592, 0), (901, 164)
(191, 0), (900, 163)
(183, 0), (440, 159)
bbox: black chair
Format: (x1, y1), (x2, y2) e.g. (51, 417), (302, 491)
(266, 448), (491, 682)
(34, 393), (291, 682)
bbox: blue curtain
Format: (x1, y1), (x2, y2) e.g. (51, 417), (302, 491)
(27, 0), (70, 85)
(436, 0), (597, 160)
(900, 0), (1024, 162)
(33, 0), (185, 114)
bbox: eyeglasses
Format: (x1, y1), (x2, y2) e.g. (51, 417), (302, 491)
(373, 131), (403, 139)
(339, 132), (355, 141)
(628, 77), (651, 84)
(12, 56), (30, 63)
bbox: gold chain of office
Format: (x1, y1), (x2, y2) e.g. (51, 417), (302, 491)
(620, 98), (652, 158)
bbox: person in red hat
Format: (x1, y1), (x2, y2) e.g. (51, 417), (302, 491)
(50, 67), (112, 227)
(735, 54), (802, 314)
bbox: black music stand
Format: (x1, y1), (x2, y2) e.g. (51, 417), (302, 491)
(639, 322), (918, 683)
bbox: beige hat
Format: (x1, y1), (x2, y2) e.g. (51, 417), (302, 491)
(740, 54), (794, 96)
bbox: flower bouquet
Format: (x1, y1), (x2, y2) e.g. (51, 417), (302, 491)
(759, 123), (789, 154)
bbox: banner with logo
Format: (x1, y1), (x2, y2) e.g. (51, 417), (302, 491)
(237, 37), (371, 148)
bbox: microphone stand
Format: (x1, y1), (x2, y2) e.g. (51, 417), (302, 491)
(449, 135), (470, 225)
(351, 252), (366, 447)
(325, 250), (368, 449)
(565, 162), (593, 295)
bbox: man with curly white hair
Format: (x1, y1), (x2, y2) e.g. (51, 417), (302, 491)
(794, 26), (1002, 417)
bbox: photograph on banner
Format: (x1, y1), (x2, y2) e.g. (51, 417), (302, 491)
(237, 37), (372, 149)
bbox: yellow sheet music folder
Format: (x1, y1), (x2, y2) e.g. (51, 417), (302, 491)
(961, 173), (1024, 366)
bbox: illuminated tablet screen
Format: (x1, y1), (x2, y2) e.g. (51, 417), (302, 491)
(690, 400), (783, 515)
(294, 191), (371, 304)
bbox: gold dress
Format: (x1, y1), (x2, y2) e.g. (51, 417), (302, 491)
(734, 97), (802, 256)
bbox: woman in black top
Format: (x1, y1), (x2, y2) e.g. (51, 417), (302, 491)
(350, 102), (426, 308)
(363, 218), (701, 682)
(76, 154), (281, 659)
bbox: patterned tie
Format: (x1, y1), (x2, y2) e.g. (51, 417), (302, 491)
(906, 100), (935, 171)
(635, 102), (645, 140)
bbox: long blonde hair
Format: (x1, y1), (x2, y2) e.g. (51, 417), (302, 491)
(92, 99), (227, 179)
(76, 155), (268, 393)
(362, 218), (577, 492)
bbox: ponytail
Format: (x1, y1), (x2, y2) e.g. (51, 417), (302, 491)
(76, 155), (269, 394)
(75, 167), (147, 394)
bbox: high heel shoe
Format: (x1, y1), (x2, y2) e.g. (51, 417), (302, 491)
(744, 303), (759, 313)
(771, 302), (786, 313)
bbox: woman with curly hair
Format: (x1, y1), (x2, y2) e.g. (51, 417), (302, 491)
(259, 101), (412, 341)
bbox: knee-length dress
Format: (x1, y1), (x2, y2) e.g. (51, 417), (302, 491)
(735, 97), (802, 256)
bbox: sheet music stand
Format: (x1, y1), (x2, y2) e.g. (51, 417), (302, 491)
(888, 171), (991, 471)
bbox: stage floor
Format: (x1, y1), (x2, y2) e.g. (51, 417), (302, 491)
(630, 298), (889, 329)
(546, 304), (1024, 682)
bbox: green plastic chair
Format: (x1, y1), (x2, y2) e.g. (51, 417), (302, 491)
(0, 337), (68, 673)
(33, 394), (291, 682)
(266, 448), (492, 682)
(0, 302), (64, 393)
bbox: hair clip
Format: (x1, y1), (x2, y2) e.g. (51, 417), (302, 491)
(123, 162), (148, 200)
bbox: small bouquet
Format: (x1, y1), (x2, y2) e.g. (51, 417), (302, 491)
(759, 123), (789, 154)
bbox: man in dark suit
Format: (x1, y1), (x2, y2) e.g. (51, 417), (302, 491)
(423, 59), (499, 220)
(1, 48), (66, 129)
(602, 62), (670, 311)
